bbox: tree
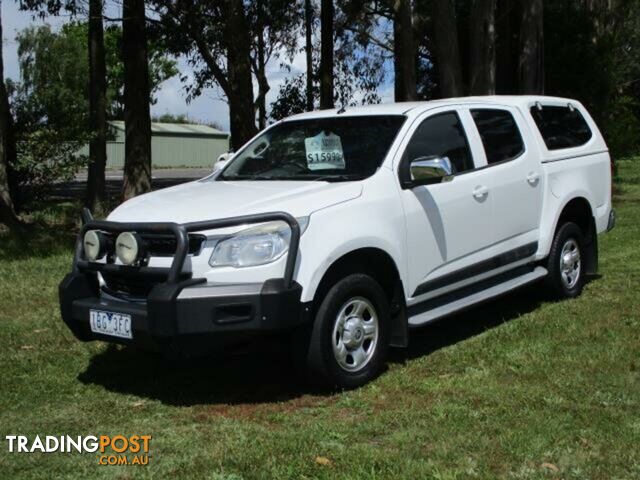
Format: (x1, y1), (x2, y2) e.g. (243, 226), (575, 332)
(495, 0), (518, 94)
(10, 23), (90, 207)
(270, 74), (309, 120)
(469, 0), (497, 95)
(544, 0), (640, 156)
(86, 0), (107, 213)
(430, 0), (465, 97)
(13, 25), (89, 135)
(103, 25), (179, 119)
(254, 0), (268, 129)
(518, 0), (544, 94)
(155, 0), (258, 150)
(7, 22), (176, 206)
(274, 0), (390, 112)
(0, 2), (20, 229)
(319, 0), (334, 109)
(122, 0), (152, 200)
(13, 23), (177, 123)
(247, 0), (301, 129)
(393, 0), (417, 101)
(305, 0), (314, 111)
(224, 0), (257, 148)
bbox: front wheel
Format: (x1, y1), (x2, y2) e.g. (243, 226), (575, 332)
(545, 222), (586, 298)
(306, 274), (389, 389)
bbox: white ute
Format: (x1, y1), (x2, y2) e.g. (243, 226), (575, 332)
(60, 96), (615, 388)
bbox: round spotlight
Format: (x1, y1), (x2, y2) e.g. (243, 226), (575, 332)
(83, 230), (107, 262)
(115, 232), (142, 265)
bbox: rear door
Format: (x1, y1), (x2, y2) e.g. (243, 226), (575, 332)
(467, 106), (543, 252)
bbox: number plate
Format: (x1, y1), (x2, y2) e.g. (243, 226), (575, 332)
(89, 310), (133, 339)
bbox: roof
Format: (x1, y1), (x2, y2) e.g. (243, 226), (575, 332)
(109, 120), (229, 137)
(286, 95), (584, 121)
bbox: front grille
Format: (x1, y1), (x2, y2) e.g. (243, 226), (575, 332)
(101, 268), (191, 298)
(102, 272), (158, 297)
(140, 233), (206, 257)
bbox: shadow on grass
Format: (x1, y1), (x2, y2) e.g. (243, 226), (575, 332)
(75, 278), (590, 407)
(78, 339), (325, 407)
(389, 282), (547, 364)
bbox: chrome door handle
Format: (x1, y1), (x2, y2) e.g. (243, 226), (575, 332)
(527, 172), (540, 185)
(472, 185), (489, 199)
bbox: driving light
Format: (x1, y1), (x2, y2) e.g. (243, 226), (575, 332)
(210, 221), (292, 268)
(115, 232), (143, 265)
(83, 230), (109, 262)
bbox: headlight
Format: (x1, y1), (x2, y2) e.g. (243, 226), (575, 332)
(83, 230), (109, 262)
(115, 232), (144, 265)
(209, 220), (300, 268)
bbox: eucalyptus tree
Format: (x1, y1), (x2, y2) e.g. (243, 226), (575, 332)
(152, 0), (299, 149)
(319, 0), (334, 108)
(429, 0), (464, 97)
(87, 0), (107, 211)
(0, 1), (20, 229)
(121, 0), (152, 200)
(469, 0), (497, 94)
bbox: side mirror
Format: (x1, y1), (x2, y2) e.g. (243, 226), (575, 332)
(213, 152), (234, 172)
(403, 155), (454, 188)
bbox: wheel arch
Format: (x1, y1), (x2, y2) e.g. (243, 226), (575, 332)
(549, 196), (598, 274)
(309, 247), (408, 348)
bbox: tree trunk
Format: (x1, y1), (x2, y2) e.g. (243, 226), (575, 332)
(319, 0), (334, 109)
(469, 0), (497, 95)
(305, 0), (314, 111)
(256, 31), (267, 130)
(253, 0), (268, 130)
(225, 0), (257, 150)
(431, 0), (465, 97)
(518, 0), (544, 94)
(122, 0), (152, 201)
(86, 0), (108, 213)
(0, 2), (21, 230)
(495, 0), (517, 94)
(393, 0), (417, 101)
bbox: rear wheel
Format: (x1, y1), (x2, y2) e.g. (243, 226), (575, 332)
(306, 274), (389, 389)
(546, 222), (585, 298)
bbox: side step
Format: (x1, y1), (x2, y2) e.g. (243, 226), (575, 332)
(408, 266), (548, 327)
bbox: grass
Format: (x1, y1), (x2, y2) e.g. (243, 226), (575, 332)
(1, 159), (639, 479)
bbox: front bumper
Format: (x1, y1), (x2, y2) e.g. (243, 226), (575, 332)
(59, 209), (306, 354)
(60, 273), (305, 353)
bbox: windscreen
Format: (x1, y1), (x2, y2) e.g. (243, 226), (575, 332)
(218, 115), (406, 182)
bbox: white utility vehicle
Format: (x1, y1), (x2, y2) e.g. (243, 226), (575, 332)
(60, 96), (615, 388)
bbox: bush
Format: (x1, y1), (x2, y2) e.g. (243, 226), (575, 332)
(602, 96), (640, 159)
(12, 128), (88, 207)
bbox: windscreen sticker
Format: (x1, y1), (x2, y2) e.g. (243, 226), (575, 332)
(304, 131), (346, 170)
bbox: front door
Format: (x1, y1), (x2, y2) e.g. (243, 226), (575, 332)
(397, 109), (496, 299)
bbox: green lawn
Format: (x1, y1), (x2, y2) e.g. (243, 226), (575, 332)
(1, 159), (638, 479)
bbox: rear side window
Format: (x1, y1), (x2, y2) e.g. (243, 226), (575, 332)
(529, 105), (592, 150)
(471, 109), (525, 164)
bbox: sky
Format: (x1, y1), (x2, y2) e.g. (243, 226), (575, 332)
(1, 1), (392, 132)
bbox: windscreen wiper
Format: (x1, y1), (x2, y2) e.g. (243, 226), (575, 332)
(311, 174), (367, 182)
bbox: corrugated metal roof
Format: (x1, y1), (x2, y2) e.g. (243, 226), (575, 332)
(109, 120), (229, 137)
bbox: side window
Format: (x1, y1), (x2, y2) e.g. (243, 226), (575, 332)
(529, 105), (592, 150)
(403, 112), (473, 174)
(471, 109), (525, 164)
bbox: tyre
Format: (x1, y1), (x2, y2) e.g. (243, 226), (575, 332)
(545, 222), (586, 298)
(306, 273), (389, 389)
